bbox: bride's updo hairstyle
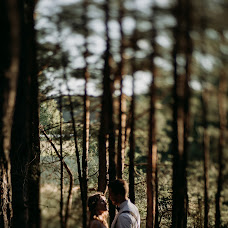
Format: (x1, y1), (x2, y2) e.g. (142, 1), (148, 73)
(88, 192), (108, 228)
(88, 193), (103, 213)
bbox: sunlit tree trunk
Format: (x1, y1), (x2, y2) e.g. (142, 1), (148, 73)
(215, 71), (227, 228)
(0, 0), (20, 226)
(82, 1), (90, 227)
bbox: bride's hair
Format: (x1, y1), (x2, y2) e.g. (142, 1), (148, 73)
(88, 193), (108, 227)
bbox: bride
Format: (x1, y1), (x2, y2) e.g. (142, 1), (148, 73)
(88, 193), (109, 228)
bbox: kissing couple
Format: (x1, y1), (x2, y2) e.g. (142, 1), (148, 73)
(88, 179), (140, 228)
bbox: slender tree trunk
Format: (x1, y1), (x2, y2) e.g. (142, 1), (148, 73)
(182, 0), (192, 224)
(146, 9), (159, 226)
(117, 0), (125, 179)
(215, 71), (227, 228)
(82, 1), (90, 227)
(202, 89), (209, 228)
(199, 2), (209, 226)
(172, 2), (182, 224)
(108, 106), (116, 226)
(128, 5), (139, 203)
(0, 0), (20, 226)
(62, 63), (83, 227)
(129, 57), (136, 204)
(98, 0), (116, 224)
(59, 94), (64, 228)
(147, 76), (158, 228)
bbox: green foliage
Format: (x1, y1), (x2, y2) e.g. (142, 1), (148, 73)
(40, 99), (62, 135)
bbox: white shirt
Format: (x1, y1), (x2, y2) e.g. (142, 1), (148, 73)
(111, 199), (140, 228)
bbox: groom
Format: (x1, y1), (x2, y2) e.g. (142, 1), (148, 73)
(108, 179), (140, 228)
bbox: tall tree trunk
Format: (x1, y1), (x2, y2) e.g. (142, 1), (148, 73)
(202, 89), (209, 228)
(82, 1), (90, 227)
(129, 57), (136, 204)
(128, 3), (139, 204)
(0, 0), (20, 226)
(98, 0), (116, 224)
(98, 0), (115, 193)
(108, 103), (116, 226)
(117, 0), (125, 179)
(147, 75), (158, 228)
(215, 71), (227, 228)
(10, 0), (40, 227)
(146, 9), (159, 227)
(172, 41), (186, 228)
(199, 2), (209, 226)
(172, 0), (192, 227)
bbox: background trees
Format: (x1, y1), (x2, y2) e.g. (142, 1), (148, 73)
(1, 0), (227, 227)
(35, 0), (227, 227)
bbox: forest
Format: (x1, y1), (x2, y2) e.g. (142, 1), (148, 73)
(0, 0), (228, 227)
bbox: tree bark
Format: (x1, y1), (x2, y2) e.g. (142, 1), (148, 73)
(10, 0), (40, 227)
(0, 0), (20, 226)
